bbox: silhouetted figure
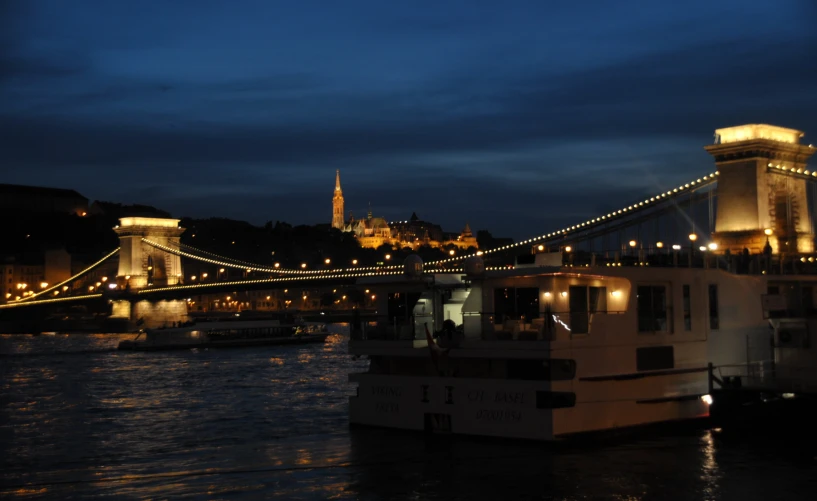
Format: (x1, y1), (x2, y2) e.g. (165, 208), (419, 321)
(351, 309), (362, 339)
(740, 247), (750, 274)
(763, 241), (773, 273)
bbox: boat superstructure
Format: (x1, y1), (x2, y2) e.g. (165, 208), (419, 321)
(348, 254), (817, 440)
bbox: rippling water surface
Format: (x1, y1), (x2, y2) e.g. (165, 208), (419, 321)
(1, 330), (816, 500)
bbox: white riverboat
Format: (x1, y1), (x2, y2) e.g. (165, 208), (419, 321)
(348, 253), (817, 440)
(119, 319), (329, 351)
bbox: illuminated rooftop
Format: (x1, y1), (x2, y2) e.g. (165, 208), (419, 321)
(714, 124), (804, 145)
(118, 217), (181, 228)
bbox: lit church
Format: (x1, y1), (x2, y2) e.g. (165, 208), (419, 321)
(331, 170), (478, 250)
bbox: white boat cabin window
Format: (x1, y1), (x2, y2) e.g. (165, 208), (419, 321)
(708, 284), (719, 330)
(682, 284), (692, 331)
(637, 285), (669, 333)
(493, 287), (540, 324)
(568, 286), (607, 334)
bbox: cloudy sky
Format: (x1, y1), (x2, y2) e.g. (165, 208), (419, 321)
(1, 0), (815, 239)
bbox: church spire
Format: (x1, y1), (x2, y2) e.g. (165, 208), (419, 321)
(332, 170), (345, 230)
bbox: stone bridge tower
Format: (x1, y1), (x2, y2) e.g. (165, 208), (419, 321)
(706, 124), (816, 254)
(114, 217), (185, 290)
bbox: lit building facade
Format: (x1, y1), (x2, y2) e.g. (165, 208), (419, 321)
(330, 172), (478, 250)
(0, 249), (73, 303)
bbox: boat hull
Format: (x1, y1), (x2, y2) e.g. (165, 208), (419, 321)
(349, 373), (709, 441)
(118, 333), (329, 351)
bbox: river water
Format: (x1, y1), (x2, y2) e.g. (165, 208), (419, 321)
(1, 330), (816, 500)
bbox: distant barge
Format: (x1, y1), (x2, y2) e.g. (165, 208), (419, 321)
(118, 319), (329, 351)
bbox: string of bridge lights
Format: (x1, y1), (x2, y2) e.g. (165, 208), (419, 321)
(426, 171), (720, 267)
(138, 270), (409, 294)
(768, 162), (817, 177)
(0, 293), (103, 309)
(177, 242), (285, 270)
(183, 241), (405, 274)
(143, 239), (406, 276)
(17, 248), (121, 303)
(148, 239), (511, 278)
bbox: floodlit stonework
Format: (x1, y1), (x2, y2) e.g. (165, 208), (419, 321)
(707, 124), (816, 254)
(332, 171), (478, 250)
(114, 217), (185, 289)
(111, 299), (189, 329)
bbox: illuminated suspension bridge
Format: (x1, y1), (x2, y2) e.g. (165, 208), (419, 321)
(2, 124), (816, 314)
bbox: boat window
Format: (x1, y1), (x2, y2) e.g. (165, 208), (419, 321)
(637, 285), (668, 333)
(683, 285), (692, 331)
(569, 286), (589, 334)
(535, 391), (576, 409)
(708, 284), (719, 330)
(801, 286), (814, 316)
(507, 359), (575, 381)
(493, 287), (540, 324)
(636, 346), (674, 371)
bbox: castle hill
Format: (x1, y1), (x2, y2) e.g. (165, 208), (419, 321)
(0, 174), (513, 331)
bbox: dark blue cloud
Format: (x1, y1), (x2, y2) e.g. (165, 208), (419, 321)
(1, 0), (816, 239)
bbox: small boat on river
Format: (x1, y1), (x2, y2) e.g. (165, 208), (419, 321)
(118, 319), (329, 351)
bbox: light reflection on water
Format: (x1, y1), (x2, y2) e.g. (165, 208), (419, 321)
(1, 329), (816, 500)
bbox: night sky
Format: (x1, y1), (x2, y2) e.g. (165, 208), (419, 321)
(1, 1), (816, 239)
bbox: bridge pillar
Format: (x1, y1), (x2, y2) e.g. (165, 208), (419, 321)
(706, 124), (816, 254)
(114, 217), (185, 289)
(111, 299), (190, 330)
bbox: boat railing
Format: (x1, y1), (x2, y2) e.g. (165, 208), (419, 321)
(708, 362), (817, 394)
(509, 249), (817, 276)
(351, 314), (424, 341)
(463, 310), (628, 341)
(350, 310), (629, 342)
